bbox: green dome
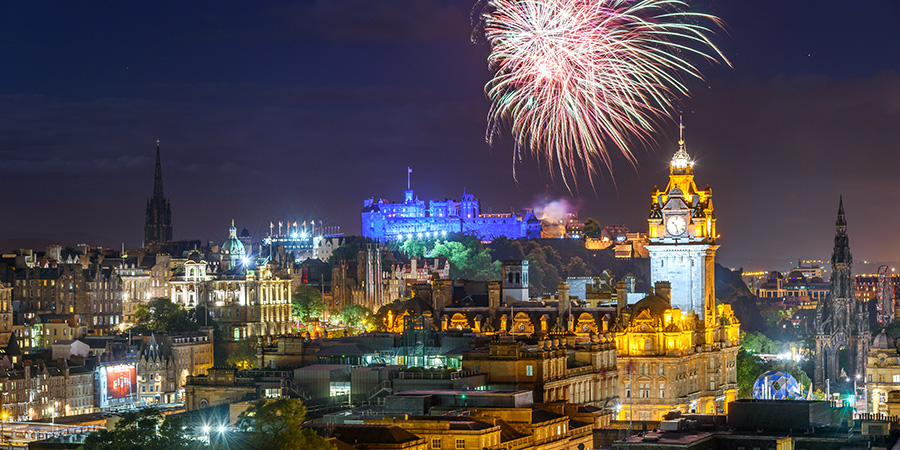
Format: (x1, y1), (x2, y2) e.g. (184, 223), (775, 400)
(223, 220), (246, 257)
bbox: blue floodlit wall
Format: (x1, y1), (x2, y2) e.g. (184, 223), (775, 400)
(362, 189), (540, 241)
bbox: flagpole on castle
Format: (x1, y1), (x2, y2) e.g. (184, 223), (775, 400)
(407, 167), (412, 190)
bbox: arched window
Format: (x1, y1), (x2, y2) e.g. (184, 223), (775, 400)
(644, 338), (653, 351)
(190, 268), (195, 277)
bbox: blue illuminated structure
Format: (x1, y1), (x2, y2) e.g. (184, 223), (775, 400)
(362, 187), (540, 242)
(752, 370), (804, 400)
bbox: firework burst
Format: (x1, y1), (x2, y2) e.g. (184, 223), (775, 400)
(478, 0), (729, 188)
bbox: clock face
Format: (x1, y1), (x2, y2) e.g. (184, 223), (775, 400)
(666, 215), (687, 236)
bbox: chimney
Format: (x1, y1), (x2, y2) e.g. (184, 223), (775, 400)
(557, 282), (570, 318)
(654, 281), (672, 304)
(488, 281), (501, 315)
(616, 280), (628, 315)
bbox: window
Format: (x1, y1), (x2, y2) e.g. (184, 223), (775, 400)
(893, 374), (900, 383)
(456, 438), (465, 449)
(431, 439), (441, 449)
(526, 365), (533, 376)
(625, 382), (631, 398)
(640, 383), (650, 398)
(659, 383), (665, 398)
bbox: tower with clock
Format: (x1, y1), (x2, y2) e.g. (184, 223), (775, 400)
(646, 123), (718, 324)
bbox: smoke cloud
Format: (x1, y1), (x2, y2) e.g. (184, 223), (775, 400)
(532, 197), (580, 222)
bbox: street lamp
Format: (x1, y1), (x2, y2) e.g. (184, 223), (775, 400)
(1, 411), (7, 447)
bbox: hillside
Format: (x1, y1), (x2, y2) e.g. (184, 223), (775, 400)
(715, 263), (765, 332)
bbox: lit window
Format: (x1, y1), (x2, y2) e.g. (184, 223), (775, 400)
(526, 365), (533, 376)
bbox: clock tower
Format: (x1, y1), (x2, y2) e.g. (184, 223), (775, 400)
(646, 123), (718, 324)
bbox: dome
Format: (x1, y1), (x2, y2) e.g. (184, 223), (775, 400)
(240, 228), (250, 238)
(873, 329), (895, 349)
(787, 270), (806, 282)
(768, 271), (783, 280)
(631, 294), (670, 318)
(752, 370), (803, 400)
(223, 237), (245, 256)
(222, 220), (246, 257)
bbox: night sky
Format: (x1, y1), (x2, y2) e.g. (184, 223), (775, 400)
(2, 1), (900, 271)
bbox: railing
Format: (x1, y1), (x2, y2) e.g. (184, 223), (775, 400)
(855, 413), (900, 424)
(396, 368), (480, 380)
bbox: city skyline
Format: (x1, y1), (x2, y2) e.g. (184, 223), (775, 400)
(2, 1), (900, 271)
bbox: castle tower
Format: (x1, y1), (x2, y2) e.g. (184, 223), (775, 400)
(144, 141), (173, 246)
(815, 197), (870, 385)
(645, 123), (717, 323)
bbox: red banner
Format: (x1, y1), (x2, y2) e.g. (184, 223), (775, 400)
(106, 365), (136, 400)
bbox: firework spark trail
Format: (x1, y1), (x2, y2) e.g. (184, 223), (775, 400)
(479, 0), (729, 189)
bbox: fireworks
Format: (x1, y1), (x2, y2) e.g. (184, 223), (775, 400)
(478, 0), (729, 187)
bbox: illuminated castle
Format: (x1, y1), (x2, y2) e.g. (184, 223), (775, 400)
(361, 179), (540, 241)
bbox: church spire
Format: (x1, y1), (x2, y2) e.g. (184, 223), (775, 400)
(153, 139), (164, 199)
(144, 140), (173, 246)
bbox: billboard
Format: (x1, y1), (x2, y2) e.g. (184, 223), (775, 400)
(105, 364), (136, 400)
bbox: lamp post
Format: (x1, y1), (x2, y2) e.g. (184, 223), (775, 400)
(1, 411), (7, 449)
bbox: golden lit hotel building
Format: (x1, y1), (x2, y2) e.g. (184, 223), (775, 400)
(614, 129), (740, 421)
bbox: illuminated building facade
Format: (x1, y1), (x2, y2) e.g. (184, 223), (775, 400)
(866, 329), (900, 416)
(757, 270), (829, 304)
(615, 130), (740, 421)
(361, 187), (541, 241)
(856, 266), (898, 326)
(170, 251), (292, 341)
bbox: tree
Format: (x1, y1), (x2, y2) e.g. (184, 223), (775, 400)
(235, 398), (332, 450)
(741, 331), (779, 354)
(81, 409), (191, 450)
(432, 237), (497, 281)
(566, 256), (588, 278)
(736, 349), (764, 398)
(292, 285), (325, 321)
(399, 238), (429, 258)
(226, 340), (258, 370)
(339, 304), (373, 331)
(583, 218), (602, 239)
(526, 247), (560, 295)
(131, 298), (199, 333)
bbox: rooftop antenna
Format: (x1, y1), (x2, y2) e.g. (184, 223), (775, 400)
(407, 166), (412, 190)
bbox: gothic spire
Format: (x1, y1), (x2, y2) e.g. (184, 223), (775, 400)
(153, 139), (164, 199)
(145, 140), (173, 245)
(831, 196), (851, 271)
(836, 195), (846, 232)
